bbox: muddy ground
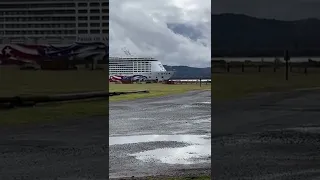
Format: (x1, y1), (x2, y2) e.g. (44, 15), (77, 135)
(212, 89), (320, 180)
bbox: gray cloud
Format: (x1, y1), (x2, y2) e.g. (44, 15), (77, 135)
(212, 0), (320, 20)
(110, 0), (211, 68)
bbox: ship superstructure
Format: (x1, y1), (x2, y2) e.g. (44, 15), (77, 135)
(109, 56), (174, 81)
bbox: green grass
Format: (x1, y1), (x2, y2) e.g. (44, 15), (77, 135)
(0, 100), (108, 126)
(212, 72), (320, 100)
(0, 66), (107, 96)
(109, 83), (211, 102)
(0, 67), (108, 126)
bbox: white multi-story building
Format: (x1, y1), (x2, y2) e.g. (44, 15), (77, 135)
(0, 0), (108, 44)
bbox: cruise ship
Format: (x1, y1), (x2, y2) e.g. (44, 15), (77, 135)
(0, 0), (108, 67)
(109, 57), (175, 81)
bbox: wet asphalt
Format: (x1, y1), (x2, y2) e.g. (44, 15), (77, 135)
(2, 88), (320, 180)
(0, 113), (109, 180)
(212, 89), (320, 180)
(0, 90), (211, 180)
(109, 90), (211, 178)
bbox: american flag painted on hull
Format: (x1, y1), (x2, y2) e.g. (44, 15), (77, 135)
(0, 42), (107, 65)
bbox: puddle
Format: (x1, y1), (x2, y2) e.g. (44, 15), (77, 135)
(187, 115), (211, 123)
(286, 127), (320, 133)
(198, 101), (211, 104)
(109, 134), (211, 165)
(127, 117), (152, 121)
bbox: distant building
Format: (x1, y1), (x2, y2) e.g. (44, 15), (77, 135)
(0, 0), (108, 44)
(0, 0), (108, 69)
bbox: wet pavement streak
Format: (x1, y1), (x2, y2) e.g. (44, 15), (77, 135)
(212, 89), (320, 180)
(109, 90), (211, 178)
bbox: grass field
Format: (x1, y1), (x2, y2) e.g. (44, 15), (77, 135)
(109, 83), (211, 102)
(0, 67), (108, 125)
(212, 65), (320, 74)
(0, 66), (107, 96)
(212, 72), (320, 100)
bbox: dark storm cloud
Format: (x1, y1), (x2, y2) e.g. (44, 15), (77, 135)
(212, 0), (320, 20)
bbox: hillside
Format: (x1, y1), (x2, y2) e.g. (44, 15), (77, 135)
(212, 13), (320, 57)
(163, 65), (211, 79)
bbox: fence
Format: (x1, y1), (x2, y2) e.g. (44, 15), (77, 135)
(212, 60), (320, 74)
(165, 79), (211, 84)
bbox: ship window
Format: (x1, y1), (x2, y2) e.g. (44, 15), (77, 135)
(162, 76), (164, 78)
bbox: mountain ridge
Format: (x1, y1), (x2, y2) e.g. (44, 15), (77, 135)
(163, 65), (211, 79)
(212, 13), (320, 57)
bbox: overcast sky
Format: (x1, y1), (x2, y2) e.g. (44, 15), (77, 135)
(109, 0), (211, 68)
(212, 0), (320, 21)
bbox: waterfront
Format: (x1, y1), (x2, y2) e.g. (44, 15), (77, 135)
(212, 57), (320, 62)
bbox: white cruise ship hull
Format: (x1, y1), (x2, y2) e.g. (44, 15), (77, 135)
(110, 71), (174, 81)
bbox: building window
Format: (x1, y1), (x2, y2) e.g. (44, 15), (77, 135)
(102, 2), (108, 6)
(102, 23), (108, 27)
(78, 3), (87, 7)
(90, 29), (100, 34)
(90, 16), (100, 20)
(90, 23), (100, 27)
(102, 9), (108, 13)
(90, 9), (100, 13)
(90, 3), (100, 7)
(102, 29), (108, 34)
(102, 16), (108, 20)
(78, 30), (88, 34)
(78, 23), (88, 27)
(78, 9), (87, 13)
(78, 16), (88, 20)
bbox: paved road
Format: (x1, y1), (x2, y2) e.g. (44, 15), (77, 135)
(0, 91), (211, 180)
(109, 90), (211, 178)
(212, 89), (320, 180)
